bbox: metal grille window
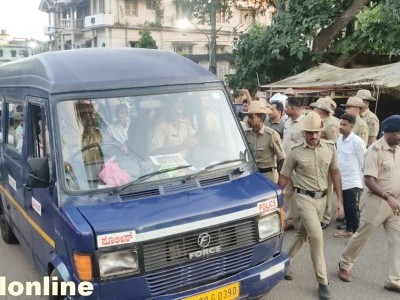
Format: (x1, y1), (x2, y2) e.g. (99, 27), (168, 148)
(146, 0), (156, 10)
(125, 0), (138, 16)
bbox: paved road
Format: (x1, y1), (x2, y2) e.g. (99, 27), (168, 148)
(266, 223), (398, 300)
(0, 222), (397, 299)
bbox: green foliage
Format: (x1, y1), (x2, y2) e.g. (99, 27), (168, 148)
(229, 0), (400, 92)
(137, 26), (158, 49)
(155, 0), (164, 26)
(335, 3), (400, 56)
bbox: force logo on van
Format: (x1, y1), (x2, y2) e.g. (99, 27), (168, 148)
(97, 231), (136, 248)
(257, 198), (278, 213)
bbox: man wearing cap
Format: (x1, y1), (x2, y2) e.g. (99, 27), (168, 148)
(345, 96), (369, 146)
(315, 97), (340, 229)
(356, 89), (380, 147)
(245, 101), (285, 183)
(338, 115), (400, 294)
(278, 111), (344, 299)
(282, 97), (305, 231)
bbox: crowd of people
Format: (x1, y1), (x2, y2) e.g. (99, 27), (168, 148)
(236, 88), (400, 299)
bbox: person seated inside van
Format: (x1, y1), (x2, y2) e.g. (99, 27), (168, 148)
(107, 103), (130, 153)
(150, 98), (197, 157)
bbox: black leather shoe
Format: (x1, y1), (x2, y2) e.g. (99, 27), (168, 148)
(384, 283), (400, 293)
(320, 222), (329, 230)
(318, 284), (331, 300)
(284, 270), (293, 280)
(337, 223), (346, 230)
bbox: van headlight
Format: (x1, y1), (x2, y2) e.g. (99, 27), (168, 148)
(98, 249), (139, 279)
(258, 214), (281, 241)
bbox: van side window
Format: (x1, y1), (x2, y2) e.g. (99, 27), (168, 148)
(6, 102), (24, 154)
(0, 97), (3, 142)
(29, 105), (50, 158)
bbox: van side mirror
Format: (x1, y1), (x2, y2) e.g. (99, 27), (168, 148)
(27, 157), (50, 189)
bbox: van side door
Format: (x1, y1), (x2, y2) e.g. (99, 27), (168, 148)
(2, 99), (33, 253)
(24, 100), (56, 274)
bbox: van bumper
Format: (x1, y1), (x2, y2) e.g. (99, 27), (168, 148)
(73, 252), (290, 300)
(151, 252), (290, 300)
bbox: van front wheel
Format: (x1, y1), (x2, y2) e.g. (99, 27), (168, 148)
(0, 208), (18, 244)
(49, 269), (70, 300)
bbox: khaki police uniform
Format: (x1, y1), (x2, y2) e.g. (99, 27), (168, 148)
(321, 115), (339, 141)
(282, 114), (305, 226)
(150, 118), (195, 154)
(281, 138), (338, 285)
(353, 117), (369, 146)
(361, 109), (380, 138)
(340, 137), (400, 286)
(321, 115), (339, 225)
(245, 125), (285, 183)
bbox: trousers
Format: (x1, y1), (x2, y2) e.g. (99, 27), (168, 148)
(339, 192), (400, 285)
(287, 193), (328, 284)
(283, 179), (299, 226)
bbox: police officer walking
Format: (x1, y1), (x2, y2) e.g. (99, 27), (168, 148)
(356, 89), (380, 147)
(245, 101), (285, 183)
(338, 115), (400, 294)
(278, 111), (344, 300)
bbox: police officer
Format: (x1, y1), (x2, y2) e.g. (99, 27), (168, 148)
(344, 96), (369, 146)
(245, 101), (285, 183)
(278, 111), (344, 300)
(338, 115), (400, 294)
(356, 89), (380, 147)
(315, 97), (340, 229)
(282, 97), (305, 231)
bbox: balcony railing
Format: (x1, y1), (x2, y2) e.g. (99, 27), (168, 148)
(60, 18), (84, 30)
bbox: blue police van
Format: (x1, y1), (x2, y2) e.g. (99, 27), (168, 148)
(0, 48), (289, 299)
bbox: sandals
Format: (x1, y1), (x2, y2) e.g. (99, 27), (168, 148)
(334, 230), (353, 238)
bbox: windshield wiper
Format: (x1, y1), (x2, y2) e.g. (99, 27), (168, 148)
(182, 159), (245, 183)
(110, 164), (192, 194)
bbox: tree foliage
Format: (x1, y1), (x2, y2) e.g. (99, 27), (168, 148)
(137, 26), (158, 49)
(229, 0), (400, 92)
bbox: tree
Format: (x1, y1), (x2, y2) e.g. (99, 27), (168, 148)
(228, 0), (400, 92)
(137, 26), (158, 49)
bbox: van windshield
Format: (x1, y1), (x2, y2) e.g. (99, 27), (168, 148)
(57, 90), (248, 192)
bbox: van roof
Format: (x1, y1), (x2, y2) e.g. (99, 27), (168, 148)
(0, 48), (218, 94)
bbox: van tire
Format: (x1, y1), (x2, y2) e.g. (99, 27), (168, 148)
(49, 269), (69, 300)
(0, 206), (18, 244)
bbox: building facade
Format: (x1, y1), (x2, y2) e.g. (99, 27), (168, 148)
(39, 0), (274, 79)
(0, 30), (43, 64)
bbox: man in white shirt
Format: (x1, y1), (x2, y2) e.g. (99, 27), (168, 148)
(335, 113), (366, 238)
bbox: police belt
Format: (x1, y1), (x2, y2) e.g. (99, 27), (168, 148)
(296, 187), (327, 199)
(258, 167), (277, 173)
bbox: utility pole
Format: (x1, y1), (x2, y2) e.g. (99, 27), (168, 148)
(209, 0), (217, 75)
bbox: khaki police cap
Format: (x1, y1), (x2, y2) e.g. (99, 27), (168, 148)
(316, 97), (335, 114)
(300, 111), (324, 132)
(247, 100), (271, 115)
(355, 89), (376, 101)
(345, 96), (366, 108)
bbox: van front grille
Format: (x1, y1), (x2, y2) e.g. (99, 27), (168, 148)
(145, 247), (253, 296)
(142, 219), (257, 272)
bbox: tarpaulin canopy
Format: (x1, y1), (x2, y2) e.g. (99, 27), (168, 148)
(261, 62), (400, 97)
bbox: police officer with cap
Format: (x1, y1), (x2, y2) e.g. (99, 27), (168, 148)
(356, 89), (380, 147)
(245, 101), (285, 183)
(278, 111), (344, 300)
(339, 115), (400, 294)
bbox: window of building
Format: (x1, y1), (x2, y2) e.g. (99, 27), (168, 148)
(216, 10), (227, 23)
(0, 49), (3, 57)
(99, 0), (105, 13)
(11, 50), (17, 57)
(146, 0), (156, 10)
(173, 43), (193, 54)
(125, 0), (138, 16)
(129, 41), (138, 47)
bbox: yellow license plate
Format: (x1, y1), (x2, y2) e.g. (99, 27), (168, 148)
(184, 282), (240, 300)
